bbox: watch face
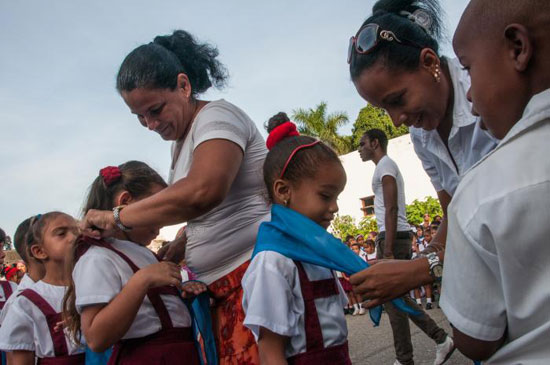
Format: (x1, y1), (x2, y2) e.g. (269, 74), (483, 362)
(433, 265), (444, 278)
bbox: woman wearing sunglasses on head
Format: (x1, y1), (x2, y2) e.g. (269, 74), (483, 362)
(347, 0), (498, 329)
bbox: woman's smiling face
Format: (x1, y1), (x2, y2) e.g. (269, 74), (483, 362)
(353, 60), (449, 131)
(121, 85), (191, 141)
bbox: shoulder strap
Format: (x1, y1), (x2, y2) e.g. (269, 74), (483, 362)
(19, 289), (68, 357)
(76, 236), (177, 330)
(0, 281), (13, 299)
(294, 261), (339, 352)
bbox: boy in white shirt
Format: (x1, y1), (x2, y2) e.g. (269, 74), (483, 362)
(441, 1), (550, 363)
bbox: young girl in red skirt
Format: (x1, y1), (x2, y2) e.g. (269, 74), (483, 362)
(63, 161), (205, 365)
(242, 114), (352, 364)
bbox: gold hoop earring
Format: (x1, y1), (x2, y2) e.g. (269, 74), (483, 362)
(433, 65), (441, 83)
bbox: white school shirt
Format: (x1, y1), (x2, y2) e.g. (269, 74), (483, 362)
(372, 155), (410, 232)
(410, 57), (498, 196)
(242, 251), (348, 359)
(440, 89), (550, 364)
(73, 238), (191, 339)
(0, 275), (32, 326)
(0, 281), (85, 357)
(168, 99), (270, 284)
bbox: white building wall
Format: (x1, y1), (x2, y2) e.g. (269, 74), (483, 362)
(338, 133), (437, 222)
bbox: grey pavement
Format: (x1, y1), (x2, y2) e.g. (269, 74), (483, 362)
(347, 307), (471, 365)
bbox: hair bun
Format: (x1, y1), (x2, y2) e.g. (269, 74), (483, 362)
(266, 121), (300, 150)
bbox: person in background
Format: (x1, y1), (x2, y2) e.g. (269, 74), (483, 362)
(364, 239), (377, 262)
(421, 213), (431, 231)
(358, 128), (453, 365)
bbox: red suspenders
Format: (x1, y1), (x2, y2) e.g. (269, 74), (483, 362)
(76, 238), (178, 330)
(19, 289), (69, 357)
(0, 281), (13, 310)
(288, 261), (351, 365)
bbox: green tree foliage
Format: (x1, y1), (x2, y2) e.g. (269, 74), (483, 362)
(331, 215), (378, 241)
(405, 196), (443, 225)
(350, 104), (409, 149)
(292, 102), (353, 155)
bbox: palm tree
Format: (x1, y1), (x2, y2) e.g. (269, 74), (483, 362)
(292, 102), (352, 155)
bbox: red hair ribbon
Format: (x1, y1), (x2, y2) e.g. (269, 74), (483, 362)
(100, 166), (122, 187)
(4, 267), (18, 281)
(266, 121), (300, 150)
(279, 140), (321, 178)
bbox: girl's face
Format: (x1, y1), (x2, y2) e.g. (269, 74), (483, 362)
(285, 161), (347, 229)
(121, 79), (194, 142)
(125, 184), (165, 246)
(16, 262), (26, 273)
(39, 214), (79, 263)
(353, 60), (449, 131)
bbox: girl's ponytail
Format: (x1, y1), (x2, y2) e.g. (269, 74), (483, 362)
(63, 160), (167, 344)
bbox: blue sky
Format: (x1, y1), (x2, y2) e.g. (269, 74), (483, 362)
(0, 0), (469, 238)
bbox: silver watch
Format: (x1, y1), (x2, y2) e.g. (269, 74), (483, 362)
(426, 252), (443, 281)
(113, 205), (132, 232)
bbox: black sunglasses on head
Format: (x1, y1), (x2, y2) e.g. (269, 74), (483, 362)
(347, 23), (422, 64)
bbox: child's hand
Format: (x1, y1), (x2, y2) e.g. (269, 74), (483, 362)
(181, 281), (208, 298)
(54, 320), (65, 332)
(137, 262), (182, 290)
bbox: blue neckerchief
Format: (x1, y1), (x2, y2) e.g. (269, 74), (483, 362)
(183, 287), (218, 365)
(252, 204), (420, 326)
(85, 346), (112, 365)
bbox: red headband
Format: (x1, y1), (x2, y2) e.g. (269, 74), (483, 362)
(100, 166), (122, 187)
(266, 121), (300, 150)
(279, 140), (321, 178)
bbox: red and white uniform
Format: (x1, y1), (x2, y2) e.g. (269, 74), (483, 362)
(0, 280), (85, 364)
(73, 237), (199, 364)
(243, 251), (351, 364)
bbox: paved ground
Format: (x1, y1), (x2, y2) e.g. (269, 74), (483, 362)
(347, 306), (470, 365)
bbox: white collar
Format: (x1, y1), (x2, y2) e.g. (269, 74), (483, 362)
(17, 274), (35, 291)
(499, 88), (550, 145)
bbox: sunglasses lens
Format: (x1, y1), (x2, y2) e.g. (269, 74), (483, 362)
(356, 24), (378, 53)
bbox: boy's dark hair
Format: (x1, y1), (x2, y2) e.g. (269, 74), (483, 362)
(14, 218), (32, 262)
(0, 228), (5, 244)
(263, 113), (341, 202)
(117, 30), (228, 96)
(349, 0), (445, 81)
(83, 161), (167, 215)
(364, 128), (389, 152)
(345, 234), (354, 243)
(351, 243), (361, 248)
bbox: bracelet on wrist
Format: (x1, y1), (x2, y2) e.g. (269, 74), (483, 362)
(113, 205), (132, 232)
